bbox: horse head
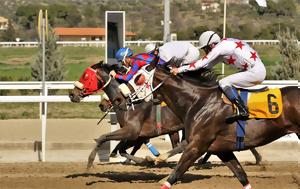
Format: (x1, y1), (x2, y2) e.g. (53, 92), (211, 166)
(69, 61), (128, 111)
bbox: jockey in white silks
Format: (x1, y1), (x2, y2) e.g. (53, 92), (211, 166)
(171, 31), (266, 122)
(145, 41), (200, 66)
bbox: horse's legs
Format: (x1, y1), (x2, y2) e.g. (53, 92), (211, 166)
(197, 152), (212, 165)
(169, 131), (180, 148)
(250, 148), (262, 165)
(110, 141), (124, 157)
(217, 151), (251, 188)
(161, 138), (212, 188)
(155, 140), (187, 164)
(87, 127), (140, 169)
(130, 139), (146, 155)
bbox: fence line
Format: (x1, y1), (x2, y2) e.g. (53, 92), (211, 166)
(1, 39), (299, 47)
(0, 80), (299, 161)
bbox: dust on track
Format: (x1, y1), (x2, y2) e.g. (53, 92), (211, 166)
(0, 161), (299, 189)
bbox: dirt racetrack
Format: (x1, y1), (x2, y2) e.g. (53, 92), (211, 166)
(0, 161), (299, 189)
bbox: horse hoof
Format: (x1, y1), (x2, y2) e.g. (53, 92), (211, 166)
(110, 153), (118, 158)
(123, 159), (132, 164)
(145, 156), (154, 162)
(86, 162), (94, 169)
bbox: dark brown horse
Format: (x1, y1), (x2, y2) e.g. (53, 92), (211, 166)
(69, 63), (184, 168)
(100, 97), (262, 166)
(149, 65), (300, 189)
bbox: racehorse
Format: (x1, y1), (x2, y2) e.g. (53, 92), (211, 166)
(69, 62), (184, 167)
(100, 97), (262, 165)
(69, 62), (264, 172)
(147, 64), (300, 189)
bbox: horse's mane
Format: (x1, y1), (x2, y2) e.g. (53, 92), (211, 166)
(161, 60), (219, 87)
(91, 61), (121, 73)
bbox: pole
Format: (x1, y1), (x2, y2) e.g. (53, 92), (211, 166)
(163, 0), (170, 43)
(222, 0), (227, 75)
(38, 10), (47, 162)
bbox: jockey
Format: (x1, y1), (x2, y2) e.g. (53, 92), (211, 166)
(109, 47), (158, 82)
(170, 31), (266, 123)
(145, 41), (200, 66)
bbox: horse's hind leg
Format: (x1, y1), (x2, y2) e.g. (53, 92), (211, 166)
(154, 140), (187, 165)
(110, 141), (124, 157)
(217, 151), (252, 189)
(197, 152), (212, 165)
(250, 148), (262, 165)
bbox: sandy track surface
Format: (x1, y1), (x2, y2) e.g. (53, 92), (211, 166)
(0, 161), (299, 189)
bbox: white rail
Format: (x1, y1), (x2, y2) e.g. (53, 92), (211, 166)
(1, 40), (299, 47)
(0, 80), (299, 161)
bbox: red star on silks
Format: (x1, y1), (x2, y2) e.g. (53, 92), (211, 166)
(201, 55), (208, 60)
(235, 41), (244, 50)
(242, 63), (249, 70)
(250, 51), (257, 61)
(189, 61), (196, 68)
(227, 55), (236, 65)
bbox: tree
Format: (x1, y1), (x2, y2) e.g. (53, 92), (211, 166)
(1, 19), (16, 41)
(268, 28), (300, 80)
(31, 28), (65, 89)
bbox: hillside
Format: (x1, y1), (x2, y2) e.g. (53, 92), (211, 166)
(0, 0), (299, 41)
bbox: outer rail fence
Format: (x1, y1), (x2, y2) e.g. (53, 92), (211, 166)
(0, 80), (299, 162)
(1, 40), (299, 47)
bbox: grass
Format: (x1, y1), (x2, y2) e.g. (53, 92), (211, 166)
(0, 44), (284, 119)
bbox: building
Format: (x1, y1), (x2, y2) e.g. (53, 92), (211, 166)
(54, 27), (136, 41)
(201, 0), (220, 12)
(0, 16), (8, 30)
(219, 0), (249, 4)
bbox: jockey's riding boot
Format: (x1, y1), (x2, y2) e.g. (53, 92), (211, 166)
(221, 86), (249, 123)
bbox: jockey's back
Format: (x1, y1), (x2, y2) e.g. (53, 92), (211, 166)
(115, 53), (156, 81)
(215, 38), (263, 71)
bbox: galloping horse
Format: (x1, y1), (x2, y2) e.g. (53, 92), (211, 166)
(148, 65), (300, 189)
(69, 62), (184, 168)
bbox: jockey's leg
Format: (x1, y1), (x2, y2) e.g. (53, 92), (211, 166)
(219, 83), (249, 123)
(219, 63), (265, 123)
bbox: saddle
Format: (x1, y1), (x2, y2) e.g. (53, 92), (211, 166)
(222, 86), (283, 150)
(222, 87), (283, 119)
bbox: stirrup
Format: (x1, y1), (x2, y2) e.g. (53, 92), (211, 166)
(226, 114), (249, 124)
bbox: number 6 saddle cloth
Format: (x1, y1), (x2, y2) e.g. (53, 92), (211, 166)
(222, 88), (283, 119)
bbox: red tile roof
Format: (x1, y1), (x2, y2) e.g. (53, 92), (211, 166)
(54, 27), (135, 36)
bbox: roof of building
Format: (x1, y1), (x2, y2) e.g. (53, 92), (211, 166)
(54, 27), (136, 36)
(0, 16), (8, 23)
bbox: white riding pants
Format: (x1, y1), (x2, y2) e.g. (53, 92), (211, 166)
(219, 61), (266, 89)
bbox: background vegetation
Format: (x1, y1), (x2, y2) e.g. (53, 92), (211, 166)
(0, 0), (299, 41)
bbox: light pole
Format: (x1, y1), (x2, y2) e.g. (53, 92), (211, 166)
(222, 0), (227, 75)
(163, 0), (170, 43)
(38, 9), (48, 162)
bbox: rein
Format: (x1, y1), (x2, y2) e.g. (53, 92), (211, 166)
(97, 105), (114, 125)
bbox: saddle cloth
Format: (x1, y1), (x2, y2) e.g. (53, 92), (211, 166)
(222, 88), (283, 119)
(128, 65), (155, 102)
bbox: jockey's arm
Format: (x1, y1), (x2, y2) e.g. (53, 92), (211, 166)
(115, 63), (140, 81)
(177, 46), (222, 73)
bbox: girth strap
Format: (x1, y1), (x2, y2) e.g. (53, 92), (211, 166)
(156, 105), (162, 135)
(236, 90), (248, 150)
